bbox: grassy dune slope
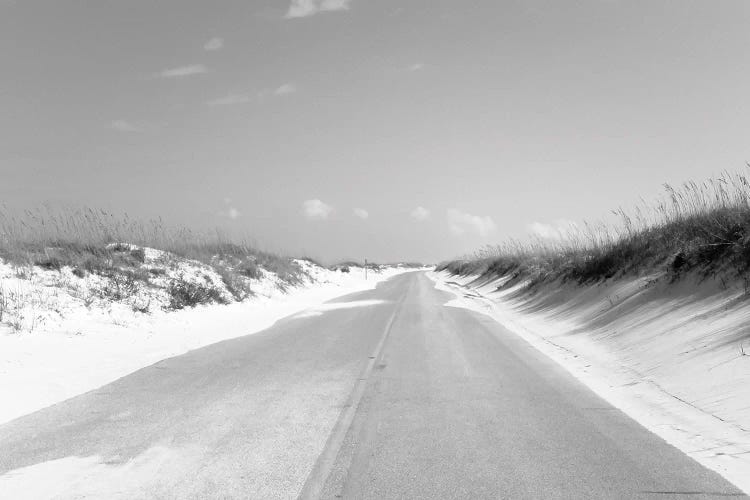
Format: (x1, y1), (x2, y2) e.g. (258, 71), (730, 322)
(0, 206), (309, 315)
(439, 170), (750, 290)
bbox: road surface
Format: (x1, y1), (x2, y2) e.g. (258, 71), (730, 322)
(0, 272), (745, 499)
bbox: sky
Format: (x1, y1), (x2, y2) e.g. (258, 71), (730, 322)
(1, 0), (749, 264)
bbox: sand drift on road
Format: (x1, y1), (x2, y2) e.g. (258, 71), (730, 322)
(0, 261), (411, 425)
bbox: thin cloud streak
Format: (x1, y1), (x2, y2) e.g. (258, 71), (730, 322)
(109, 120), (162, 133)
(110, 120), (140, 133)
(257, 83), (298, 101)
(211, 85), (296, 106)
(156, 64), (208, 78)
(207, 94), (253, 106)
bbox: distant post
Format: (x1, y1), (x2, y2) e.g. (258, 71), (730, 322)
(365, 258), (368, 280)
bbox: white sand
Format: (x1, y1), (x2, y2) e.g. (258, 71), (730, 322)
(0, 258), (408, 425)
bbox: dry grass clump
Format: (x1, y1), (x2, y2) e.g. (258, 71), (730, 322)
(439, 169), (750, 289)
(0, 206), (307, 309)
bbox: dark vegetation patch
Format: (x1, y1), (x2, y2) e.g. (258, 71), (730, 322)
(166, 280), (228, 310)
(94, 270), (145, 302)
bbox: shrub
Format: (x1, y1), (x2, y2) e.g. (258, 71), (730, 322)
(95, 270), (143, 301)
(238, 259), (262, 279)
(215, 266), (252, 301)
(166, 280), (227, 310)
(129, 247), (146, 263)
(35, 256), (63, 271)
(131, 297), (151, 314)
(255, 253), (305, 285)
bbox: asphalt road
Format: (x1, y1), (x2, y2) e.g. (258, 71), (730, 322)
(0, 271), (745, 499)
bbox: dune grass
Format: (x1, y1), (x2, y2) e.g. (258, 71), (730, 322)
(0, 206), (308, 308)
(438, 169), (750, 289)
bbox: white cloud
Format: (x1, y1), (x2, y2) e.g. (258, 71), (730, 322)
(110, 120), (139, 133)
(204, 37), (224, 51)
(302, 199), (333, 219)
(409, 62), (425, 71)
(527, 219), (579, 240)
(285, 0), (352, 19)
(218, 207), (241, 220)
(410, 206), (430, 221)
(353, 208), (369, 219)
(218, 198), (241, 220)
(207, 94), (253, 106)
(156, 64), (208, 78)
(273, 83), (297, 96)
(447, 209), (496, 237)
(321, 0), (351, 11)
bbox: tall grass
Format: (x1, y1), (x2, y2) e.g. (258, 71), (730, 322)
(0, 205), (307, 306)
(1, 205), (290, 263)
(2, 206), (259, 261)
(438, 169), (750, 287)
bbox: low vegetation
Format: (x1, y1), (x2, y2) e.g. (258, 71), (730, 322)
(0, 206), (310, 312)
(438, 169), (750, 290)
(331, 260), (382, 273)
(330, 260), (427, 273)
